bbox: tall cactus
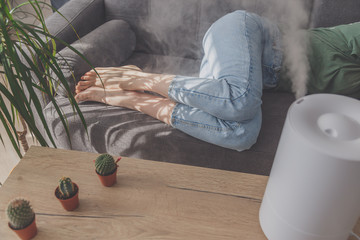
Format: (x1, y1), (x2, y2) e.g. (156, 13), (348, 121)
(95, 154), (117, 176)
(58, 177), (76, 199)
(7, 198), (35, 230)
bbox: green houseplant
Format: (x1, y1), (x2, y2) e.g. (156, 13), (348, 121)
(6, 198), (37, 240)
(95, 153), (121, 187)
(54, 176), (79, 211)
(0, 0), (90, 157)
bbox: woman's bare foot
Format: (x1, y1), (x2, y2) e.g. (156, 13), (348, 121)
(75, 65), (175, 98)
(74, 86), (176, 125)
(75, 65), (143, 94)
(75, 86), (139, 107)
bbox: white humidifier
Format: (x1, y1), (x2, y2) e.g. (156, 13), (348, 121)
(259, 94), (360, 240)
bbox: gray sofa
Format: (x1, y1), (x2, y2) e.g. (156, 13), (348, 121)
(36, 0), (360, 175)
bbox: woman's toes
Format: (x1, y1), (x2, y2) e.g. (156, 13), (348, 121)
(75, 92), (85, 102)
(75, 87), (106, 103)
(75, 80), (91, 92)
(76, 81), (88, 88)
(85, 71), (96, 76)
(81, 75), (93, 81)
(75, 89), (94, 102)
(77, 81), (89, 86)
(75, 86), (85, 94)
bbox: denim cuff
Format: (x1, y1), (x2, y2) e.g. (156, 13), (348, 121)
(167, 75), (187, 103)
(169, 102), (181, 127)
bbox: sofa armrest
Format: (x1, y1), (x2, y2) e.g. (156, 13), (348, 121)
(20, 0), (105, 120)
(45, 0), (106, 52)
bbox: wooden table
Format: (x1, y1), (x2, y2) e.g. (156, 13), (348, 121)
(0, 146), (359, 239)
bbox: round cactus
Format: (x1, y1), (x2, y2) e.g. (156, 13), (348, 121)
(58, 177), (76, 199)
(7, 198), (35, 230)
(95, 154), (117, 176)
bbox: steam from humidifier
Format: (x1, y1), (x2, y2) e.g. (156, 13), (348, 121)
(264, 0), (310, 99)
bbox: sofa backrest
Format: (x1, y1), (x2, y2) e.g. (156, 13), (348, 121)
(310, 0), (360, 28)
(104, 0), (313, 60)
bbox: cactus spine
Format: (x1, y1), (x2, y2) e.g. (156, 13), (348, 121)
(58, 177), (76, 199)
(95, 154), (117, 176)
(7, 198), (35, 230)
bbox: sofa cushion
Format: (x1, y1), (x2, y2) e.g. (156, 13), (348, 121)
(104, 0), (314, 61)
(123, 52), (201, 76)
(46, 0), (106, 51)
(50, 0), (70, 10)
(44, 90), (293, 176)
(53, 19), (136, 96)
(310, 0), (360, 28)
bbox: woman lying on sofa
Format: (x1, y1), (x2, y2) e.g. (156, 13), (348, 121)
(74, 10), (360, 151)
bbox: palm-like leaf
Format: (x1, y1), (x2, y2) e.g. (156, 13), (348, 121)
(0, 0), (88, 157)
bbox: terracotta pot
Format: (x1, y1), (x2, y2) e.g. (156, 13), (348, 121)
(9, 216), (37, 240)
(55, 183), (79, 211)
(96, 167), (117, 187)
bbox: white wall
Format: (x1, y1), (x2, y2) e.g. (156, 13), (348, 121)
(0, 124), (21, 185)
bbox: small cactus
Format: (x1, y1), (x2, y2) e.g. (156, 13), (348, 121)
(58, 177), (76, 199)
(95, 154), (118, 176)
(7, 198), (35, 230)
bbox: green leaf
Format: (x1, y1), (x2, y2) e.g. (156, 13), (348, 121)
(0, 0), (91, 156)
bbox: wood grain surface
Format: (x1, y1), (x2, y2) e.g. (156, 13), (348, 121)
(0, 146), (358, 239)
(0, 146), (268, 239)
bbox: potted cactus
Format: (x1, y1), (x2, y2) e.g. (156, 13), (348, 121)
(95, 154), (121, 187)
(6, 198), (37, 240)
(55, 177), (79, 211)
